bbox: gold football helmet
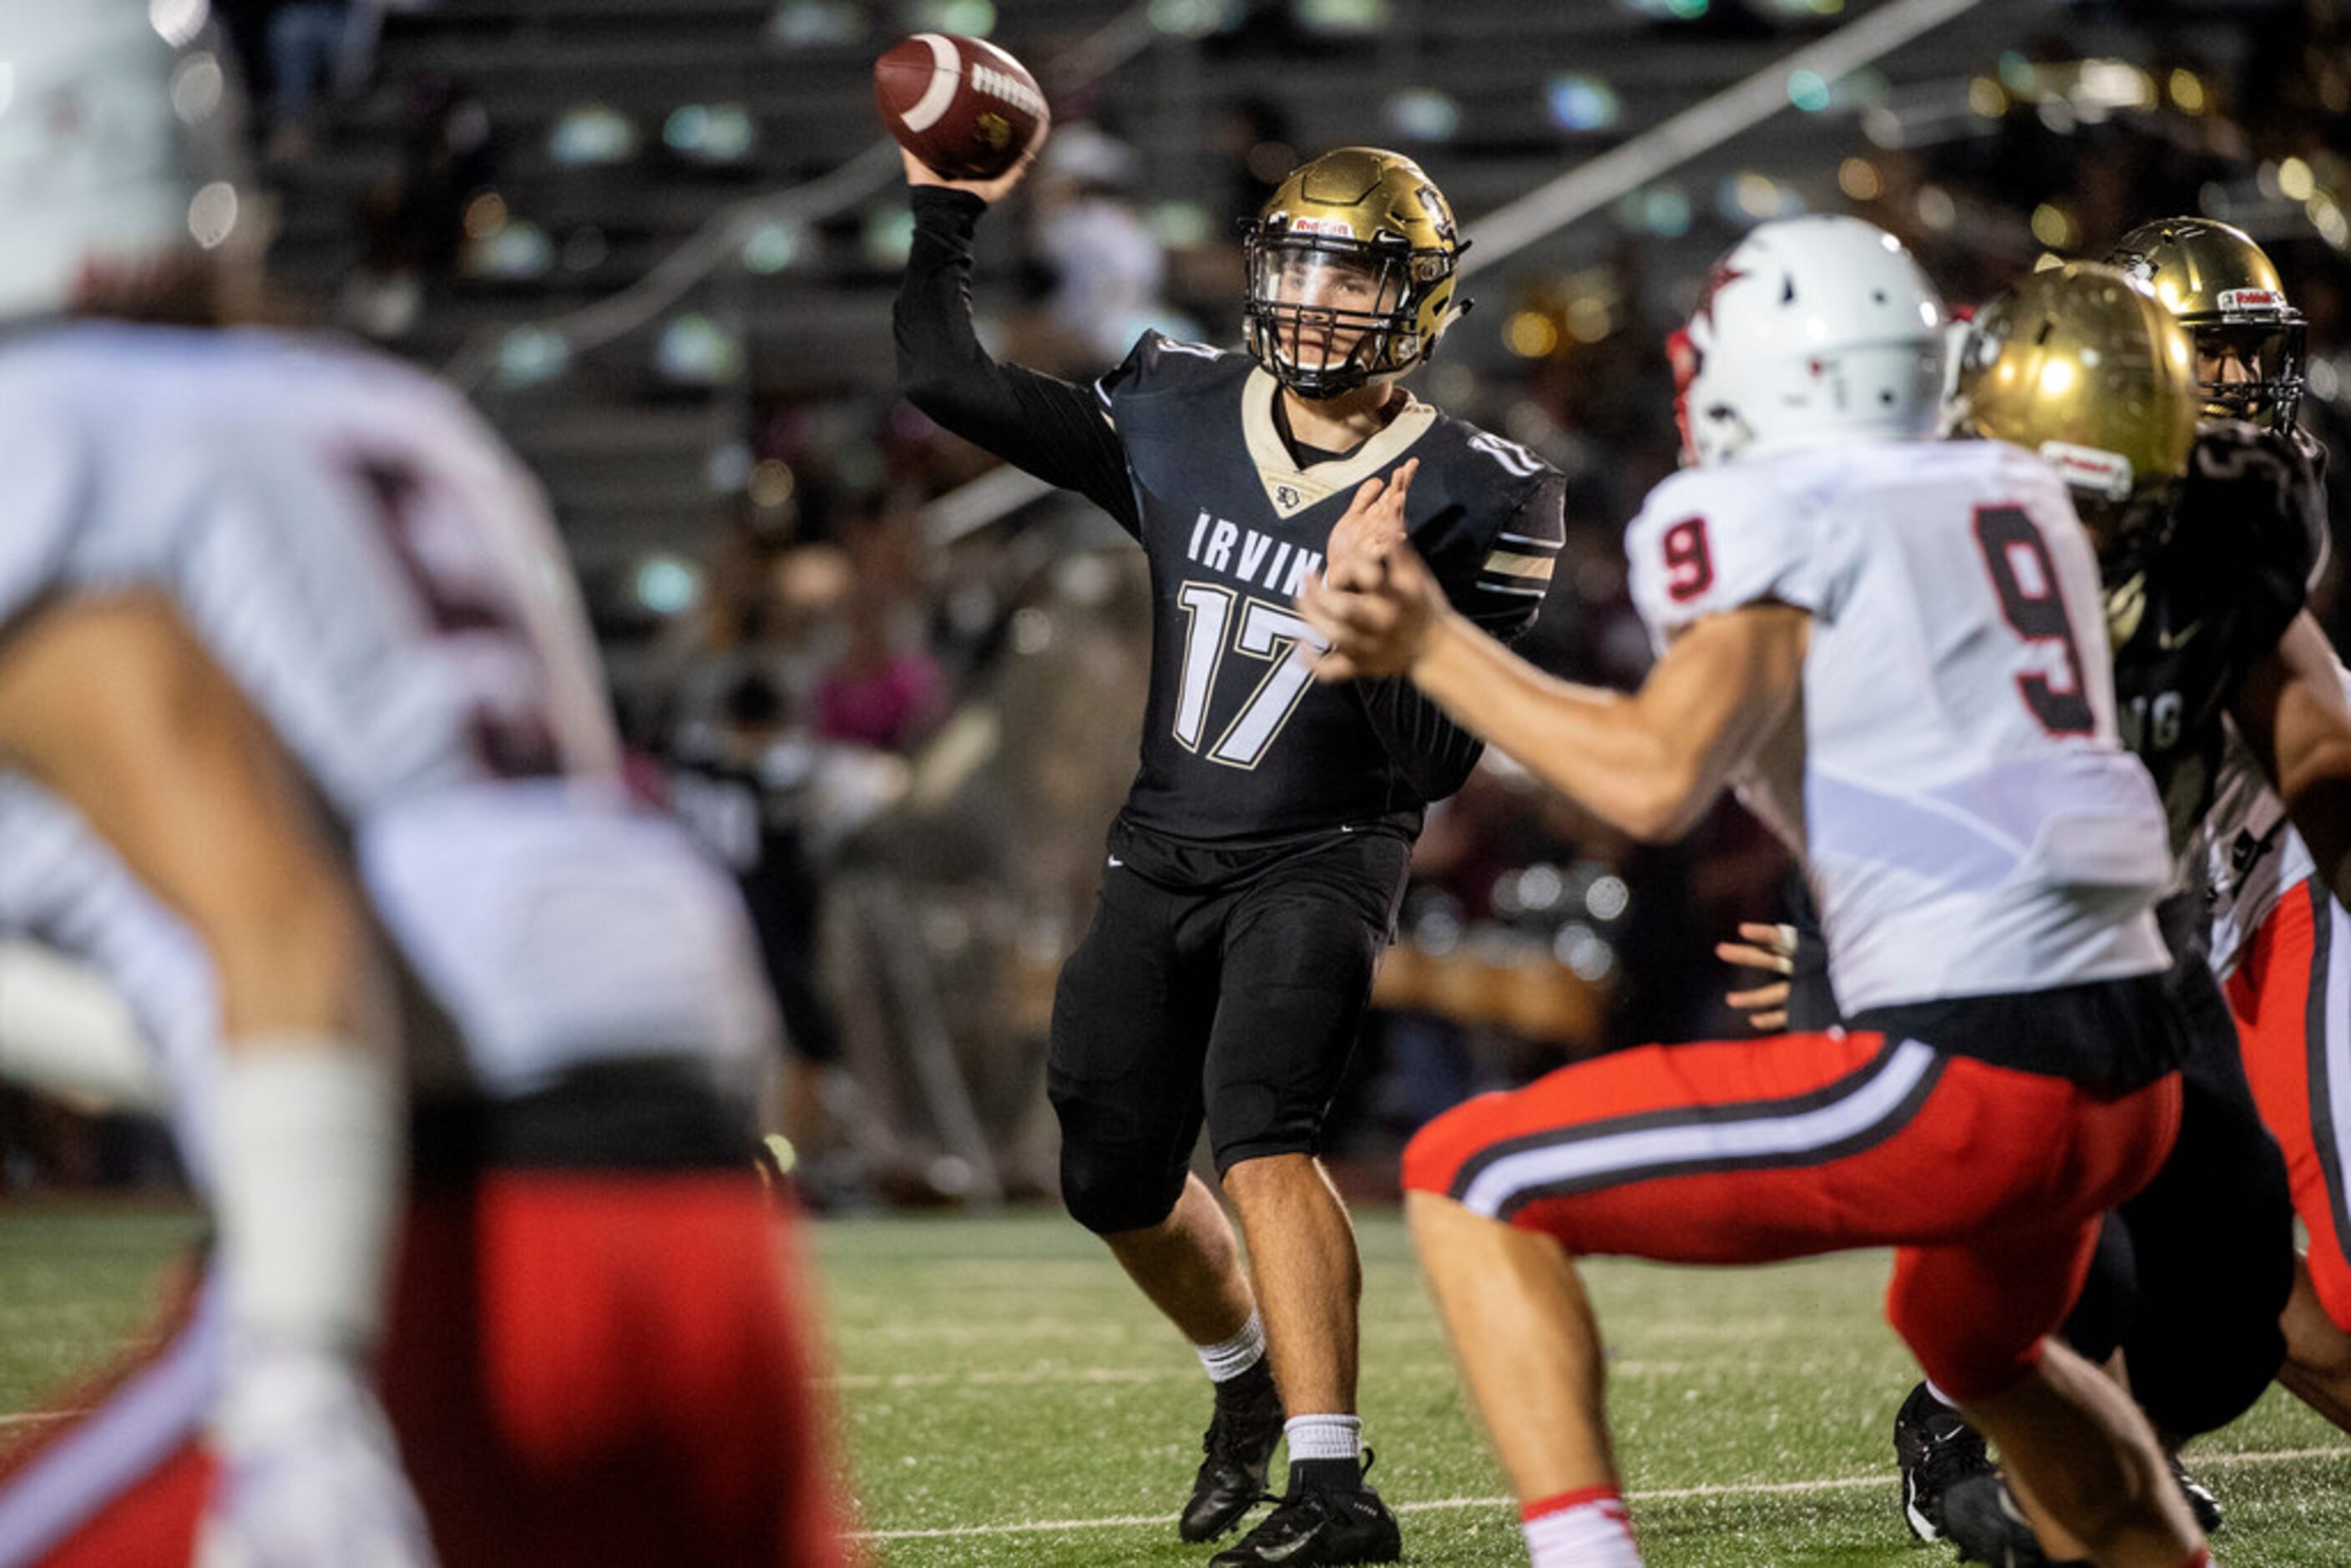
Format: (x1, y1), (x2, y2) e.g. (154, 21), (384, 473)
(1948, 261), (2198, 539)
(1242, 147), (1468, 399)
(2106, 217), (2306, 428)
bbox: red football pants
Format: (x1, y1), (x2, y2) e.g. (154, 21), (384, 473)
(1403, 1030), (2180, 1403)
(2227, 878), (2351, 1333)
(0, 1172), (852, 1567)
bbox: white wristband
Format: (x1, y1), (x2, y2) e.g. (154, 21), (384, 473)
(0, 941), (164, 1112)
(211, 1039), (403, 1358)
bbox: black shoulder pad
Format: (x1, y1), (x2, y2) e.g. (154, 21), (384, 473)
(1095, 331), (1243, 409)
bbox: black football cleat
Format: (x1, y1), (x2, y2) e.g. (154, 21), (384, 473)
(1893, 1380), (1994, 1543)
(1208, 1454), (1401, 1567)
(1181, 1363), (1285, 1543)
(2169, 1454), (2222, 1534)
(1941, 1474), (2085, 1568)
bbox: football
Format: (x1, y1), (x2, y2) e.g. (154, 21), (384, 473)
(872, 33), (1047, 182)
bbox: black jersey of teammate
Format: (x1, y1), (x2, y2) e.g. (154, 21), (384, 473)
(1090, 332), (1565, 850)
(2101, 422), (2325, 854)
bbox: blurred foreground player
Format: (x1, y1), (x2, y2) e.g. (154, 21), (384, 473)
(0, 7), (846, 1565)
(897, 134), (1564, 1564)
(1301, 215), (2206, 1568)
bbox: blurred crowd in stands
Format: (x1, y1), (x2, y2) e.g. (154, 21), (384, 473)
(10, 0), (2351, 1210)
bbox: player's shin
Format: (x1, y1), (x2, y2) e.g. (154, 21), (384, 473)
(2279, 1255), (2351, 1433)
(1403, 1191), (1621, 1505)
(1961, 1338), (2201, 1568)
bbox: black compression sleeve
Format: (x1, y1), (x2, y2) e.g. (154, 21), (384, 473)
(893, 188), (1140, 534)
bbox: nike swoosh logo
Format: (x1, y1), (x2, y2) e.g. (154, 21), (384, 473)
(2159, 621), (2202, 650)
(1106, 856), (1124, 867)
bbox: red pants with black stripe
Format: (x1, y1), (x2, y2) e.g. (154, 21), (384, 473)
(2227, 878), (2351, 1334)
(1403, 1030), (2181, 1403)
(0, 1173), (851, 1567)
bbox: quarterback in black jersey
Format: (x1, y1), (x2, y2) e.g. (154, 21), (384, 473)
(896, 135), (1565, 1565)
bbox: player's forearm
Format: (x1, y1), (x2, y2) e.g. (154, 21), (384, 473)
(2239, 614), (2351, 908)
(893, 190), (1139, 529)
(893, 188), (1010, 425)
(1409, 611), (1701, 842)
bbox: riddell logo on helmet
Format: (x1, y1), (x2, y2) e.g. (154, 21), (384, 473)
(2217, 288), (2284, 316)
(1288, 216), (1358, 240)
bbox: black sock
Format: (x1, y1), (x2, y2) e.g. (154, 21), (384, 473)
(1289, 1456), (1363, 1495)
(1216, 1357), (1277, 1411)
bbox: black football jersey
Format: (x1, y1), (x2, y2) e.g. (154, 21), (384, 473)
(2102, 422), (2325, 855)
(1090, 332), (1566, 853)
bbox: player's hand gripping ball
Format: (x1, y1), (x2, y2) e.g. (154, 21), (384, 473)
(873, 33), (1047, 181)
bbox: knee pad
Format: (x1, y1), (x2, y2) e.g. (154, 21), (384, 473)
(1049, 1085), (1191, 1236)
(1057, 1145), (1185, 1236)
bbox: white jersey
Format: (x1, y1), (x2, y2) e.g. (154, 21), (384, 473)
(1627, 438), (2172, 1014)
(2200, 657), (2351, 976)
(0, 324), (776, 1100)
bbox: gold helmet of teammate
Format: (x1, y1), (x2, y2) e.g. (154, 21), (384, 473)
(1241, 147), (1469, 399)
(2106, 216), (2306, 428)
(1947, 261), (2198, 540)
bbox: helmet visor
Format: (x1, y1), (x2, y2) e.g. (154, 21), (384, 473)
(1247, 241), (1407, 387)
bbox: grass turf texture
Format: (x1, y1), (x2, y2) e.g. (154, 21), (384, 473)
(4, 1207), (2346, 1564)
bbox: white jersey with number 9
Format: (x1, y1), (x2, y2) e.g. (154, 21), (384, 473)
(1626, 437), (2172, 1014)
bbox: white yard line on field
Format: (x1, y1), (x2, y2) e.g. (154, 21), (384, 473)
(824, 1360), (1690, 1391)
(850, 1444), (2351, 1540)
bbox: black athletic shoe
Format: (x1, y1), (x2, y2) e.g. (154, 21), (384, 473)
(1893, 1380), (1994, 1542)
(1208, 1454), (1402, 1567)
(2170, 1454), (2222, 1534)
(1181, 1363), (1285, 1543)
(1941, 1474), (2086, 1568)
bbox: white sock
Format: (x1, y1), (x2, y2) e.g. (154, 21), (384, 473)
(1524, 1487), (1641, 1567)
(1282, 1413), (1362, 1464)
(212, 1040), (403, 1356)
(1196, 1310), (1267, 1383)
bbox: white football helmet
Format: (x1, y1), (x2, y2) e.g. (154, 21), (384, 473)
(0, 0), (250, 323)
(1671, 215), (1947, 468)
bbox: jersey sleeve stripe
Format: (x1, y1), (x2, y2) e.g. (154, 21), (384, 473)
(1499, 530), (1565, 550)
(1481, 550), (1557, 582)
(1473, 579), (1550, 600)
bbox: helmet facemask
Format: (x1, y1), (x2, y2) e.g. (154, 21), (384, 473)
(1243, 234), (1417, 400)
(2186, 316), (2307, 429)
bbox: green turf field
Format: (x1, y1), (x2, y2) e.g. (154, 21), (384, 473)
(5, 1206), (2346, 1564)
